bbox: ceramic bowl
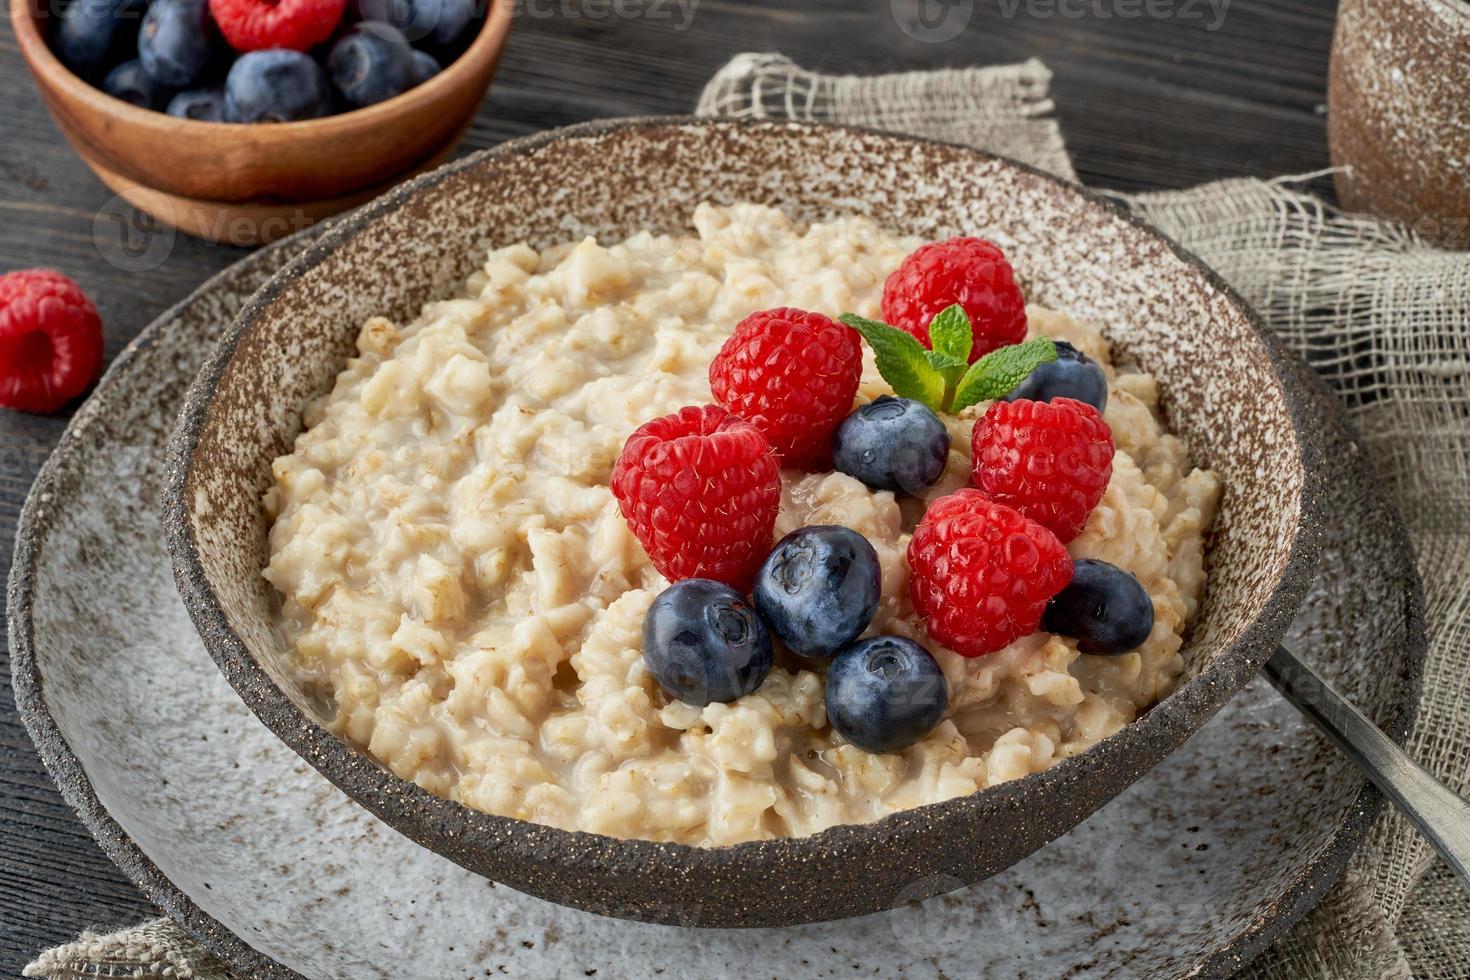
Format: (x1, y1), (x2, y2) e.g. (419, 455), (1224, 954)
(10, 0), (513, 245)
(163, 118), (1321, 928)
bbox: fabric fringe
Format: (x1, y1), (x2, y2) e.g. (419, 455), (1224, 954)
(696, 53), (1077, 182)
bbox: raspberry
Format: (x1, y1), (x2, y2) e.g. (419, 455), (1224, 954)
(907, 489), (1073, 657)
(611, 404), (781, 590)
(881, 237), (1027, 362)
(709, 307), (862, 470)
(0, 270), (104, 414)
(209, 0), (345, 52)
(971, 397), (1114, 543)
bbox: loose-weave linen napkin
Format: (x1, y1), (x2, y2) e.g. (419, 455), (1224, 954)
(27, 54), (1470, 980)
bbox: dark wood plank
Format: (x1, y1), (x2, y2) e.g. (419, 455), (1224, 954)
(0, 0), (1339, 972)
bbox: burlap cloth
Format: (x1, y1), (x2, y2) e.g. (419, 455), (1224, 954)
(25, 55), (1469, 980)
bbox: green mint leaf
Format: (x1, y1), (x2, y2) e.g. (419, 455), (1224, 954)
(925, 350), (968, 371)
(839, 313), (945, 411)
(951, 337), (1058, 413)
(927, 304), (973, 363)
(926, 351), (969, 412)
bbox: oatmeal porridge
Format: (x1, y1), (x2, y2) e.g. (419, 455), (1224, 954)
(263, 203), (1221, 847)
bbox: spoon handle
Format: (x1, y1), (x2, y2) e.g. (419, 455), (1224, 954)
(1265, 643), (1470, 887)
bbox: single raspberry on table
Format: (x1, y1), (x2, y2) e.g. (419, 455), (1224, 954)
(209, 0), (346, 52)
(907, 489), (1073, 658)
(611, 404), (781, 590)
(881, 237), (1027, 362)
(709, 306), (862, 470)
(0, 270), (104, 414)
(971, 396), (1114, 543)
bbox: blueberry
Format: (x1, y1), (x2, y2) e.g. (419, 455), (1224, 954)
(1002, 339), (1108, 414)
(408, 0), (475, 52)
(1042, 558), (1154, 655)
(825, 636), (948, 754)
(167, 86), (229, 121)
(753, 526), (881, 659)
(643, 579), (773, 706)
(832, 396), (951, 494)
(103, 58), (172, 109)
(138, 0), (219, 89)
(225, 50), (334, 123)
(410, 49), (442, 86)
(327, 23), (415, 108)
(52, 0), (145, 81)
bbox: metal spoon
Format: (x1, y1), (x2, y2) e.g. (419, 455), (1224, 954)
(1264, 643), (1470, 886)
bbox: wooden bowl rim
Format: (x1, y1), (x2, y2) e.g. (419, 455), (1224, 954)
(9, 0), (513, 137)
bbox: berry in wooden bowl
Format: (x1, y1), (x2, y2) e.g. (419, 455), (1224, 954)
(9, 0), (512, 244)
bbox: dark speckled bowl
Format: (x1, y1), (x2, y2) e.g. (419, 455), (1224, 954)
(162, 117), (1320, 928)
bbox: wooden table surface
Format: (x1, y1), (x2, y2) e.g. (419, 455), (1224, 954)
(1, 0), (1340, 972)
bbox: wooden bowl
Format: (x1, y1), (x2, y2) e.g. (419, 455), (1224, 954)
(163, 119), (1323, 928)
(11, 0), (513, 245)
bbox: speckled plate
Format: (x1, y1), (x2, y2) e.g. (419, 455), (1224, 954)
(7, 221), (1424, 977)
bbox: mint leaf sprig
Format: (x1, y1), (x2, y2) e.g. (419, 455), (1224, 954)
(839, 304), (1057, 414)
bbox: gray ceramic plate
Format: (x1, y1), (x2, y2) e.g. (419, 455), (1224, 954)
(163, 119), (1324, 928)
(9, 220), (1422, 978)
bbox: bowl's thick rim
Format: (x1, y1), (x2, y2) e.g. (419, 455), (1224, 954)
(9, 0), (513, 137)
(166, 112), (1330, 897)
(5, 118), (1422, 979)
